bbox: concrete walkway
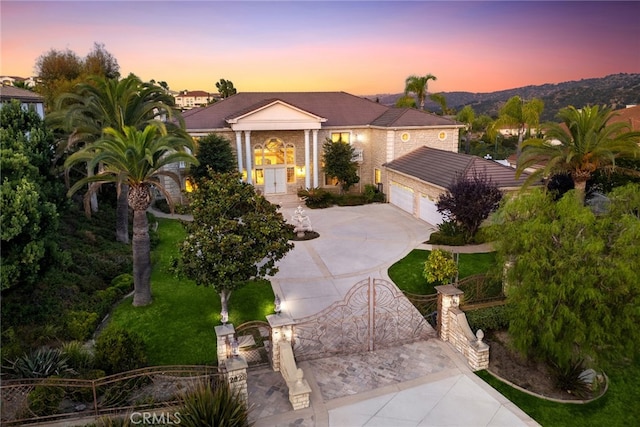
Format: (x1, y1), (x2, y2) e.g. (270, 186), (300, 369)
(150, 199), (538, 426)
(250, 198), (538, 427)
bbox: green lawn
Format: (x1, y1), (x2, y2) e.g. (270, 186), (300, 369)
(476, 360), (640, 426)
(107, 218), (275, 365)
(388, 249), (496, 294)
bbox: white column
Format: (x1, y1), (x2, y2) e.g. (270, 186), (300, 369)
(235, 131), (243, 176)
(304, 130), (311, 189)
(244, 131), (253, 184)
(312, 130), (319, 187)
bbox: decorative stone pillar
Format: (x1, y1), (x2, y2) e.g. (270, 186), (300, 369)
(312, 129), (319, 187)
(266, 312), (295, 372)
(214, 324), (236, 369)
(224, 356), (248, 404)
(304, 130), (311, 189)
(244, 131), (252, 184)
(435, 284), (464, 341)
(235, 131), (243, 176)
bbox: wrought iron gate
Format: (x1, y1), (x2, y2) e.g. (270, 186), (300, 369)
(291, 278), (436, 361)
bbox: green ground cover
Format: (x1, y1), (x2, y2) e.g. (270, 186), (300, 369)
(476, 361), (640, 427)
(388, 249), (496, 294)
(106, 218), (275, 365)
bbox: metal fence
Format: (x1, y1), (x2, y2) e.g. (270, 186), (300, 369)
(1, 365), (221, 426)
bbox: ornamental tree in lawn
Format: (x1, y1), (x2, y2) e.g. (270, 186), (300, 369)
(177, 171), (294, 320)
(322, 138), (359, 193)
(436, 170), (503, 242)
(493, 185), (640, 370)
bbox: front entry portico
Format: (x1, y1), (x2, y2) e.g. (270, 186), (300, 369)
(228, 100), (325, 194)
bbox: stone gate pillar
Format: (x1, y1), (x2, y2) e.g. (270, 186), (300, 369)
(214, 324), (236, 369)
(435, 284), (464, 341)
(267, 312), (294, 372)
(224, 356), (249, 404)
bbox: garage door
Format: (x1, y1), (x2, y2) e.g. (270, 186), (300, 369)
(390, 182), (414, 214)
(419, 194), (445, 226)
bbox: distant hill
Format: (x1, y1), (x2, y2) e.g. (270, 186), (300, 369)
(366, 73), (640, 121)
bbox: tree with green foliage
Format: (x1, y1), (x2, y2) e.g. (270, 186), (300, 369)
(189, 133), (237, 183)
(322, 138), (360, 193)
(176, 171), (293, 319)
(1, 100), (62, 291)
(495, 96), (544, 161)
(436, 170), (503, 242)
(49, 74), (185, 243)
(457, 105), (476, 154)
(215, 78), (237, 99)
(65, 123), (197, 306)
(429, 92), (454, 115)
(404, 73), (437, 111)
(423, 249), (458, 285)
(517, 105), (640, 202)
(492, 185), (640, 370)
(395, 95), (417, 108)
(34, 43), (120, 109)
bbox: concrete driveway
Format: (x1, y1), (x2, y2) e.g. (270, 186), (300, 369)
(271, 203), (434, 320)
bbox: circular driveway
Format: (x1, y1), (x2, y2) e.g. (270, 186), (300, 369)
(271, 203), (434, 320)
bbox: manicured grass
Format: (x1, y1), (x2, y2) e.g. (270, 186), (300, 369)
(476, 359), (640, 426)
(388, 249), (496, 294)
(107, 218), (275, 366)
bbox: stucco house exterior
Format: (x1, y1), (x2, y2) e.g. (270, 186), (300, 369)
(174, 90), (217, 110)
(0, 85), (45, 118)
(384, 147), (531, 225)
(167, 91), (465, 201)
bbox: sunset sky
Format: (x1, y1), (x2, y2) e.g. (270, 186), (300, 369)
(2, 1), (639, 95)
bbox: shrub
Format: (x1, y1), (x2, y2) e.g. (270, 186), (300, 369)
(465, 305), (509, 332)
(4, 347), (73, 378)
(178, 379), (253, 427)
(61, 341), (94, 372)
(111, 274), (134, 294)
(27, 382), (65, 416)
(298, 187), (333, 208)
(64, 310), (99, 341)
(428, 220), (467, 246)
(363, 184), (385, 203)
(550, 358), (591, 398)
(335, 194), (367, 206)
(94, 328), (147, 375)
(423, 249), (457, 284)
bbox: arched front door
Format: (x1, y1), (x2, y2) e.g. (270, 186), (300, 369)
(254, 138), (295, 194)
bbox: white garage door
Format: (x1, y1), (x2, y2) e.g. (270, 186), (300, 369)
(419, 194), (445, 226)
(390, 182), (414, 214)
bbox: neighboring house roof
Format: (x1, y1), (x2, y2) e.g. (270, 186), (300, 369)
(182, 91), (463, 130)
(609, 105), (640, 131)
(176, 90), (212, 98)
(385, 146), (532, 189)
(0, 85), (44, 102)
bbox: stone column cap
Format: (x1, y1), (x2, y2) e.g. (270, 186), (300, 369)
(215, 324), (236, 336)
(267, 312), (295, 327)
(435, 284), (465, 296)
(225, 355), (248, 371)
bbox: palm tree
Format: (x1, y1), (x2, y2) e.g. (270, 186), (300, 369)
(495, 96), (544, 162)
(215, 78), (236, 99)
(404, 74), (437, 111)
(65, 123), (198, 306)
(49, 74), (185, 243)
(516, 105), (640, 201)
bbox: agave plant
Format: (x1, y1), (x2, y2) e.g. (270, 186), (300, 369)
(178, 379), (253, 427)
(3, 347), (75, 378)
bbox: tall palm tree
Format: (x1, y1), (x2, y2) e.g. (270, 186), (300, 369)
(49, 74), (185, 243)
(65, 123), (198, 306)
(495, 96), (544, 162)
(404, 73), (437, 111)
(516, 105), (640, 201)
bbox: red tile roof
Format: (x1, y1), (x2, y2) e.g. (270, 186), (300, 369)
(182, 92), (463, 130)
(385, 147), (533, 189)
